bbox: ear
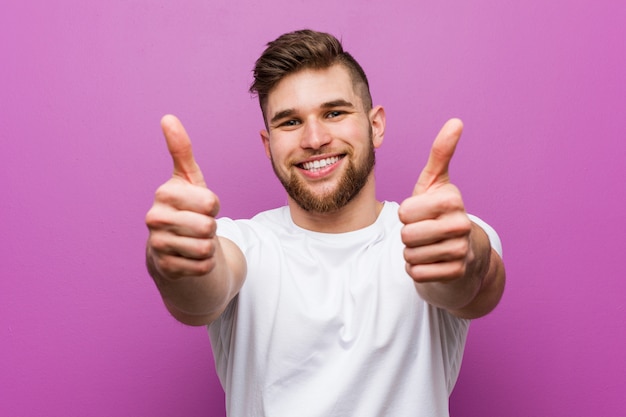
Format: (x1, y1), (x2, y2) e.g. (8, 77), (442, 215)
(260, 129), (271, 159)
(369, 105), (386, 149)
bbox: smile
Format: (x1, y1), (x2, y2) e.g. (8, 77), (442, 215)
(300, 156), (342, 172)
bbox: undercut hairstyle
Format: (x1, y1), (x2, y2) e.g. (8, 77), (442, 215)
(250, 29), (373, 124)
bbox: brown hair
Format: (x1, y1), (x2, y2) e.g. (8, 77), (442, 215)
(250, 29), (372, 122)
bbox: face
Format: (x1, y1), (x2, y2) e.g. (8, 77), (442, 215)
(260, 65), (385, 213)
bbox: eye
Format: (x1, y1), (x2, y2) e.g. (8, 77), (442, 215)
(279, 119), (301, 127)
(326, 110), (344, 119)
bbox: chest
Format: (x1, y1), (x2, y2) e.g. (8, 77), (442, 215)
(239, 233), (421, 352)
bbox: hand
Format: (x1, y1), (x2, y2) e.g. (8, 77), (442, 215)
(398, 118), (474, 283)
(145, 115), (221, 279)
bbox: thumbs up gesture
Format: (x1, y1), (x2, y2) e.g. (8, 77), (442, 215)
(145, 115), (221, 280)
(398, 119), (474, 284)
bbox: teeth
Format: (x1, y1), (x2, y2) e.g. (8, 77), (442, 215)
(302, 156), (340, 171)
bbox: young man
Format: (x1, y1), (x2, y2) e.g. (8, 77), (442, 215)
(146, 29), (505, 417)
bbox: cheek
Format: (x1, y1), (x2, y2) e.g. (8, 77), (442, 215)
(341, 125), (373, 151)
(269, 132), (301, 159)
(267, 141), (293, 169)
(269, 142), (285, 161)
(342, 118), (371, 138)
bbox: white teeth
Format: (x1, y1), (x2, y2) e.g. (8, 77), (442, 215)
(302, 156), (340, 171)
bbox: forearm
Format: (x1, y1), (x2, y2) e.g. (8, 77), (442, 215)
(415, 222), (505, 319)
(451, 246), (505, 319)
(147, 237), (246, 325)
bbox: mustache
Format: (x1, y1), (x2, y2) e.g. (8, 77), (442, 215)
(287, 146), (352, 165)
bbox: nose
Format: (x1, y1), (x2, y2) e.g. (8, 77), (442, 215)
(300, 118), (331, 150)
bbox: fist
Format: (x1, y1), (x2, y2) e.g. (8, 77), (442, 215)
(145, 115), (221, 279)
(399, 119), (474, 283)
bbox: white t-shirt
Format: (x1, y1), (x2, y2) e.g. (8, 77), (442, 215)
(209, 202), (502, 417)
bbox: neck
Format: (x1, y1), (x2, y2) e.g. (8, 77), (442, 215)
(287, 176), (383, 233)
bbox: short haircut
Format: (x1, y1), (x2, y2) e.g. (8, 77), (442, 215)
(250, 29), (373, 123)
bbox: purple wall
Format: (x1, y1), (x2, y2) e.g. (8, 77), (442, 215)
(2, 1), (625, 416)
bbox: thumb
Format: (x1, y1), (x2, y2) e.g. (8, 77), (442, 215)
(413, 118), (463, 195)
(161, 114), (206, 187)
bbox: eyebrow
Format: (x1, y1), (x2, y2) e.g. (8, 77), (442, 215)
(269, 99), (356, 125)
(321, 99), (355, 109)
(269, 109), (296, 125)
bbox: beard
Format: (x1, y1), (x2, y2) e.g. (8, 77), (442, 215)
(271, 136), (376, 214)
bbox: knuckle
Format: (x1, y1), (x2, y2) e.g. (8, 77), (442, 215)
(406, 263), (424, 281)
(196, 239), (215, 258)
(434, 261), (464, 281)
(196, 221), (210, 238)
(397, 203), (409, 223)
(148, 233), (169, 252)
(450, 238), (470, 258)
(199, 218), (217, 238)
(400, 224), (415, 245)
(403, 247), (414, 263)
(405, 262), (415, 276)
(400, 225), (409, 243)
(211, 194), (221, 214)
(199, 191), (220, 215)
(458, 214), (472, 231)
(145, 209), (165, 228)
(154, 182), (175, 203)
(154, 256), (176, 275)
(448, 214), (471, 236)
(440, 196), (462, 213)
(193, 258), (215, 276)
(450, 261), (467, 278)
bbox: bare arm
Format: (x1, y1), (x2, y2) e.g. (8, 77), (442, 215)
(147, 236), (246, 325)
(399, 119), (505, 319)
(145, 115), (246, 326)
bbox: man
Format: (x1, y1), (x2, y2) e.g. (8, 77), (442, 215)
(145, 29), (505, 417)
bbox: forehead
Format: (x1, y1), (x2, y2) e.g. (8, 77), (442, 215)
(265, 65), (362, 116)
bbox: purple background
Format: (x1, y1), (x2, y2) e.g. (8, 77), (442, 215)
(2, 1), (625, 416)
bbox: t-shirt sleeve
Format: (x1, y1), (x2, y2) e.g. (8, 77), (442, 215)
(216, 217), (248, 252)
(468, 214), (503, 257)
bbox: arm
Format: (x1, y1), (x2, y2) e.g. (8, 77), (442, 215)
(145, 115), (246, 326)
(399, 119), (505, 319)
(146, 235), (246, 326)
